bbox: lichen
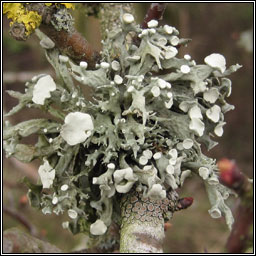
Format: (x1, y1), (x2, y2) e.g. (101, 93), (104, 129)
(3, 3), (75, 36)
(4, 12), (241, 236)
(3, 3), (42, 36)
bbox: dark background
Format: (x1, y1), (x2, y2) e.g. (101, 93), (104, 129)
(3, 3), (253, 253)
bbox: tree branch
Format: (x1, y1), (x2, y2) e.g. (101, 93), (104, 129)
(119, 189), (179, 253)
(141, 3), (168, 28)
(3, 206), (38, 237)
(3, 70), (54, 84)
(39, 24), (100, 69)
(5, 3), (100, 68)
(3, 228), (62, 253)
(218, 158), (253, 253)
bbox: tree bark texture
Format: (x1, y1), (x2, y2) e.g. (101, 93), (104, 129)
(6, 3), (100, 68)
(119, 189), (179, 253)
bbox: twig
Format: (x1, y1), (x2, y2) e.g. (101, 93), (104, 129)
(8, 158), (39, 183)
(39, 24), (100, 69)
(3, 70), (54, 84)
(3, 180), (25, 189)
(226, 203), (253, 253)
(3, 205), (38, 237)
(218, 158), (253, 253)
(175, 197), (194, 211)
(119, 189), (179, 253)
(141, 3), (168, 28)
(3, 227), (62, 253)
(5, 3), (100, 68)
(218, 158), (251, 197)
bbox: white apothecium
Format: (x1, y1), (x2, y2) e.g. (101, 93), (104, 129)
(61, 112), (94, 146)
(188, 105), (203, 119)
(180, 65), (191, 74)
(151, 86), (161, 97)
(203, 88), (219, 104)
(90, 219), (107, 235)
(114, 75), (123, 85)
(164, 46), (178, 59)
(80, 61), (88, 69)
(206, 105), (221, 123)
(204, 53), (226, 73)
(122, 13), (134, 24)
(38, 159), (56, 189)
(214, 122), (226, 137)
(68, 209), (78, 219)
(147, 19), (158, 28)
(182, 138), (194, 149)
(111, 60), (120, 71)
(32, 75), (56, 105)
(189, 118), (205, 137)
(198, 167), (210, 180)
(163, 24), (173, 34)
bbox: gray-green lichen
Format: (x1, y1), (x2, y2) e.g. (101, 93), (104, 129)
(51, 7), (74, 32)
(4, 14), (241, 236)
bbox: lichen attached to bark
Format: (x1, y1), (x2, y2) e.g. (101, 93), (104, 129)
(4, 10), (241, 239)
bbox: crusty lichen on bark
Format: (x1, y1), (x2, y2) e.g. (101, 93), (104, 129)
(120, 189), (179, 253)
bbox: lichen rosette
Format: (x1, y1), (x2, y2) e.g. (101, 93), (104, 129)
(3, 13), (241, 236)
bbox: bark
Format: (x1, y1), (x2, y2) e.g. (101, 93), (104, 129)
(3, 228), (62, 253)
(6, 3), (100, 68)
(218, 158), (253, 253)
(119, 189), (179, 253)
(226, 203), (253, 253)
(97, 5), (184, 253)
(141, 3), (168, 28)
(3, 206), (38, 237)
(39, 24), (100, 69)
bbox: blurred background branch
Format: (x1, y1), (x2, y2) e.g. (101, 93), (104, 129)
(218, 159), (253, 253)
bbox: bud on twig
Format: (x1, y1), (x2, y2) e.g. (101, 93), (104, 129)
(176, 197), (194, 211)
(218, 158), (244, 191)
(142, 3), (168, 29)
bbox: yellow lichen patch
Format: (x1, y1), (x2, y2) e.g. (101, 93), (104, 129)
(43, 3), (75, 9)
(3, 3), (24, 17)
(60, 3), (75, 9)
(3, 3), (42, 36)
